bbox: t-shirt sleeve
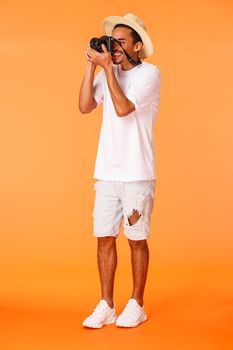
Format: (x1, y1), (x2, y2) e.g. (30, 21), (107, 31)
(126, 66), (160, 111)
(93, 69), (104, 105)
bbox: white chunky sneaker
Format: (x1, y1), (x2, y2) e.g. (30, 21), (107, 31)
(116, 298), (148, 328)
(82, 299), (117, 328)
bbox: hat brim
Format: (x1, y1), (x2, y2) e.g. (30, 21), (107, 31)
(102, 15), (154, 58)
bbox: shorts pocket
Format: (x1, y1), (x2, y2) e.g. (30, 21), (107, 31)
(93, 180), (102, 191)
(94, 180), (99, 191)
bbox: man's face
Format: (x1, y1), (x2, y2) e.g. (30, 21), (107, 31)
(111, 27), (137, 65)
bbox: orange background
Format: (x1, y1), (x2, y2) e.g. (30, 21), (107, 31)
(0, 1), (233, 349)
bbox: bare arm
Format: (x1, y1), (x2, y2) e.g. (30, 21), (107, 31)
(104, 62), (135, 117)
(79, 60), (97, 114)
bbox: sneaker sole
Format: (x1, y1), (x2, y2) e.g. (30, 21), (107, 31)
(116, 314), (148, 328)
(82, 315), (117, 329)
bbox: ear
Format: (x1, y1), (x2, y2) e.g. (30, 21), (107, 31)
(134, 42), (143, 53)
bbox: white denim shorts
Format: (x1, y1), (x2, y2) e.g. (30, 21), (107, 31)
(92, 180), (156, 241)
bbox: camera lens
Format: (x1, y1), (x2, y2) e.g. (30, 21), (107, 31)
(90, 38), (101, 52)
(89, 36), (115, 53)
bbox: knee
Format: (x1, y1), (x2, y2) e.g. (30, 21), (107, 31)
(128, 238), (147, 249)
(98, 236), (116, 249)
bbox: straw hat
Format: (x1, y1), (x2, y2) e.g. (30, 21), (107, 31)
(102, 13), (154, 59)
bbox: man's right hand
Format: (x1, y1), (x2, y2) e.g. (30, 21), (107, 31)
(79, 48), (98, 114)
(85, 47), (97, 68)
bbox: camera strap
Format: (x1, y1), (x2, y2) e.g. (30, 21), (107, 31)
(122, 49), (142, 66)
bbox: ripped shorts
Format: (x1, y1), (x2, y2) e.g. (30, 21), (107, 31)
(92, 180), (156, 241)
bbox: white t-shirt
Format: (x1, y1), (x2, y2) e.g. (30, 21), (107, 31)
(93, 61), (161, 181)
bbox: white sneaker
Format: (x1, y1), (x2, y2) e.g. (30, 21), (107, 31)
(82, 299), (117, 328)
(116, 298), (148, 328)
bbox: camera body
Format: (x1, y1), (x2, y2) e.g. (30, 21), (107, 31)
(89, 35), (116, 53)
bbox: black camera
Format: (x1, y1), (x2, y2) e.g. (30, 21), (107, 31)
(89, 35), (116, 53)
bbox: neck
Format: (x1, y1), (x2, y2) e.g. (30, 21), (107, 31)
(121, 54), (141, 71)
(121, 61), (135, 71)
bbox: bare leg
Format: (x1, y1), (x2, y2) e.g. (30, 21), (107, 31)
(97, 236), (117, 308)
(128, 238), (149, 307)
(127, 209), (149, 307)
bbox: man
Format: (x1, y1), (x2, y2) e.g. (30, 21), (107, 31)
(79, 13), (161, 328)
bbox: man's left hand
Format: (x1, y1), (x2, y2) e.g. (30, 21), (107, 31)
(86, 44), (112, 69)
